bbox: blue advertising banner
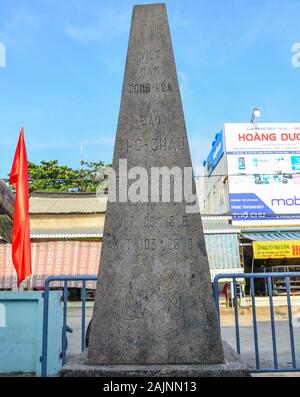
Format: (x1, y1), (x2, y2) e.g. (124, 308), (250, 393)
(206, 131), (223, 175)
(225, 123), (300, 226)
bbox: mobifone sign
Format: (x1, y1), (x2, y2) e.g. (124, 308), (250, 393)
(225, 123), (300, 226)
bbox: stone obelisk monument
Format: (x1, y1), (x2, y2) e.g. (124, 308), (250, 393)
(63, 3), (248, 376)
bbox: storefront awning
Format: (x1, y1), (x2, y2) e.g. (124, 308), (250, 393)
(30, 227), (103, 239)
(241, 232), (300, 242)
(204, 234), (242, 280)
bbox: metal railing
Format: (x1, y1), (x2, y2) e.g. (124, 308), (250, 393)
(41, 275), (97, 377)
(213, 272), (300, 373)
(41, 272), (300, 376)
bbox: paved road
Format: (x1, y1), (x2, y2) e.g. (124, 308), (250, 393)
(66, 307), (300, 371)
(221, 321), (300, 370)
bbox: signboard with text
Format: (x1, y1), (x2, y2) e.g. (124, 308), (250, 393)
(253, 240), (300, 259)
(225, 123), (300, 226)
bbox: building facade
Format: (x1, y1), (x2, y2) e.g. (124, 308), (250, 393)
(0, 190), (240, 289)
(199, 123), (300, 293)
(0, 192), (107, 290)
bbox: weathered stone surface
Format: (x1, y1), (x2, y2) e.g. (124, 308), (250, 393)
(87, 3), (224, 365)
(62, 342), (250, 377)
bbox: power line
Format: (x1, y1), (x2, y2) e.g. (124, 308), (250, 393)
(1, 178), (105, 182)
(194, 173), (300, 178)
(0, 172), (299, 182)
(201, 214), (300, 218)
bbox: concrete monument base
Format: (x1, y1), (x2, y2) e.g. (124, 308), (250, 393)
(60, 342), (250, 377)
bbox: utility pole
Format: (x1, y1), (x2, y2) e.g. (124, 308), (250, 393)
(80, 143), (84, 192)
(80, 143), (84, 169)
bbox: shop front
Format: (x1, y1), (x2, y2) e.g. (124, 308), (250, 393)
(240, 230), (300, 295)
(202, 217), (245, 305)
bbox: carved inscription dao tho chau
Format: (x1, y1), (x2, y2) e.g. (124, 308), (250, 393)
(87, 4), (225, 365)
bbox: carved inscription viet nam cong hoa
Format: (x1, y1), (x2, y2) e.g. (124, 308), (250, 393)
(129, 81), (173, 94)
(129, 46), (170, 93)
(139, 48), (160, 78)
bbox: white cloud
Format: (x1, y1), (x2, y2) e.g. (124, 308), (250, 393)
(29, 136), (114, 151)
(9, 9), (39, 28)
(0, 7), (40, 46)
(65, 9), (130, 43)
(65, 26), (102, 43)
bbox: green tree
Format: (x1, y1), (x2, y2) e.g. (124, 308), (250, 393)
(79, 161), (111, 193)
(8, 160), (111, 193)
(28, 160), (80, 192)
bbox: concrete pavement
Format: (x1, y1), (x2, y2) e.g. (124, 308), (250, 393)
(65, 306), (300, 376)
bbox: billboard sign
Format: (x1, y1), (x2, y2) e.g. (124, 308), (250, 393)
(206, 131), (224, 175)
(253, 240), (300, 259)
(225, 123), (300, 225)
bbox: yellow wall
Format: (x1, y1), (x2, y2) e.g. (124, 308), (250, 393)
(29, 213), (106, 230)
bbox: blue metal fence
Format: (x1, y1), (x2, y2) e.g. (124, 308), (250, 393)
(41, 275), (97, 377)
(41, 272), (300, 376)
(213, 272), (300, 373)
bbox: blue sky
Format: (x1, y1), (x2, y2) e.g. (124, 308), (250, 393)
(1, 0), (300, 177)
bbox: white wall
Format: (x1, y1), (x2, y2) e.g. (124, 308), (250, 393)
(199, 153), (230, 215)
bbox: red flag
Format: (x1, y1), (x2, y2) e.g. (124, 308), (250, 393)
(9, 128), (32, 287)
